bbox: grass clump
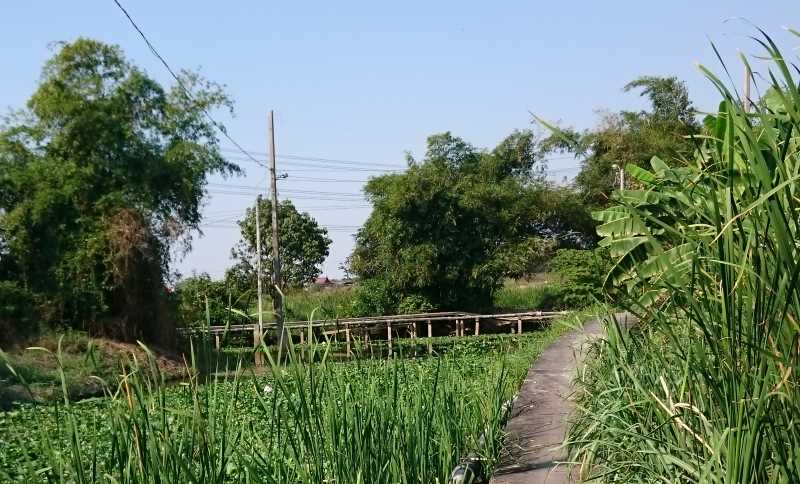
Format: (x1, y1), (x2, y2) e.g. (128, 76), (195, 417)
(567, 29), (800, 482)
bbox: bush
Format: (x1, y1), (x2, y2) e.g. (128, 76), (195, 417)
(397, 294), (435, 314)
(0, 281), (39, 347)
(350, 278), (399, 316)
(548, 248), (610, 308)
(173, 274), (249, 327)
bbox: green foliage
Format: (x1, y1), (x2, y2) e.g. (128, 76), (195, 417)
(548, 248), (610, 307)
(350, 278), (399, 316)
(492, 282), (566, 311)
(350, 130), (594, 313)
(0, 39), (238, 342)
(396, 294), (435, 314)
(231, 199), (331, 289)
(283, 287), (357, 321)
(0, 322), (573, 482)
(173, 273), (250, 327)
(568, 30), (800, 481)
(546, 75), (699, 206)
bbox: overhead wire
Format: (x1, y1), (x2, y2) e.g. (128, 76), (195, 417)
(110, 0), (267, 169)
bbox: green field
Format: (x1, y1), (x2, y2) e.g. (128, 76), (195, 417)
(0, 316), (576, 483)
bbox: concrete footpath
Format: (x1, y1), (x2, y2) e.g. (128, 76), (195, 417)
(491, 313), (632, 484)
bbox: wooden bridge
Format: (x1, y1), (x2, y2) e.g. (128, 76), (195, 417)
(179, 310), (568, 354)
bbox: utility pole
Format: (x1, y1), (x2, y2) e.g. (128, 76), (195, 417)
(254, 195), (264, 366)
(743, 64), (752, 113)
(268, 110), (286, 356)
(612, 163), (624, 191)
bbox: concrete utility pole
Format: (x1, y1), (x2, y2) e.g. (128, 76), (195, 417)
(743, 64), (752, 113)
(254, 195), (265, 366)
(612, 163), (624, 191)
(268, 110), (286, 355)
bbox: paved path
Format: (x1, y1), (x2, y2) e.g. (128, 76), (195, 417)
(491, 313), (632, 484)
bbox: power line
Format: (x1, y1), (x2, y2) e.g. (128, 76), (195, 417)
(207, 183), (364, 197)
(110, 0), (266, 168)
(220, 147), (405, 169)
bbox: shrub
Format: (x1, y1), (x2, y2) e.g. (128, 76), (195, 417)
(548, 248), (610, 307)
(397, 294), (435, 314)
(173, 274), (249, 327)
(350, 278), (399, 316)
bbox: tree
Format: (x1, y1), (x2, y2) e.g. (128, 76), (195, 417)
(230, 199), (331, 289)
(348, 130), (594, 313)
(173, 273), (250, 327)
(545, 76), (699, 206)
(0, 39), (239, 343)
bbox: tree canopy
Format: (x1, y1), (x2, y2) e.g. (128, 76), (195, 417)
(0, 38), (238, 342)
(545, 76), (699, 206)
(230, 199), (331, 289)
(348, 130), (594, 312)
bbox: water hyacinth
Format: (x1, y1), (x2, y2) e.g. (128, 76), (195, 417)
(0, 318), (577, 483)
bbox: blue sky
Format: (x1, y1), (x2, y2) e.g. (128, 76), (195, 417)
(1, 1), (796, 279)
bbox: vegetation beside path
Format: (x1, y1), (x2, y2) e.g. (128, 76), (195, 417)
(565, 31), (800, 482)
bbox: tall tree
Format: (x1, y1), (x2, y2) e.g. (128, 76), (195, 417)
(230, 199), (331, 289)
(349, 131), (593, 312)
(0, 39), (239, 343)
(545, 76), (699, 206)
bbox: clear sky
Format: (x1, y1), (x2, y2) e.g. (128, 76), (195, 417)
(1, 1), (796, 280)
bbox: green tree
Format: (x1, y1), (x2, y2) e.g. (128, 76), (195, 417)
(173, 273), (249, 327)
(0, 39), (239, 343)
(349, 130), (594, 313)
(546, 76), (699, 206)
(230, 199), (331, 289)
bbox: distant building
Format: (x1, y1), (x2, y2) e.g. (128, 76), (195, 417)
(313, 276), (332, 286)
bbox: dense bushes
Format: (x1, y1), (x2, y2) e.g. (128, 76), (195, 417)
(548, 248), (610, 307)
(173, 274), (251, 327)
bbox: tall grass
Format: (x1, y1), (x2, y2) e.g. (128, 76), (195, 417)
(567, 29), (800, 482)
(492, 282), (565, 311)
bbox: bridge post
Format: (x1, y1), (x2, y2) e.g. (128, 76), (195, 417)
(215, 334), (220, 350)
(517, 318), (522, 335)
(427, 319), (433, 354)
(474, 317), (480, 336)
(345, 325), (351, 357)
(387, 322), (393, 357)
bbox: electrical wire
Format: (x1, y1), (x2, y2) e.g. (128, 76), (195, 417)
(110, 0), (267, 168)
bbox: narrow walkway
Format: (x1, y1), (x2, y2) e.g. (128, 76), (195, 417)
(491, 313), (632, 484)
